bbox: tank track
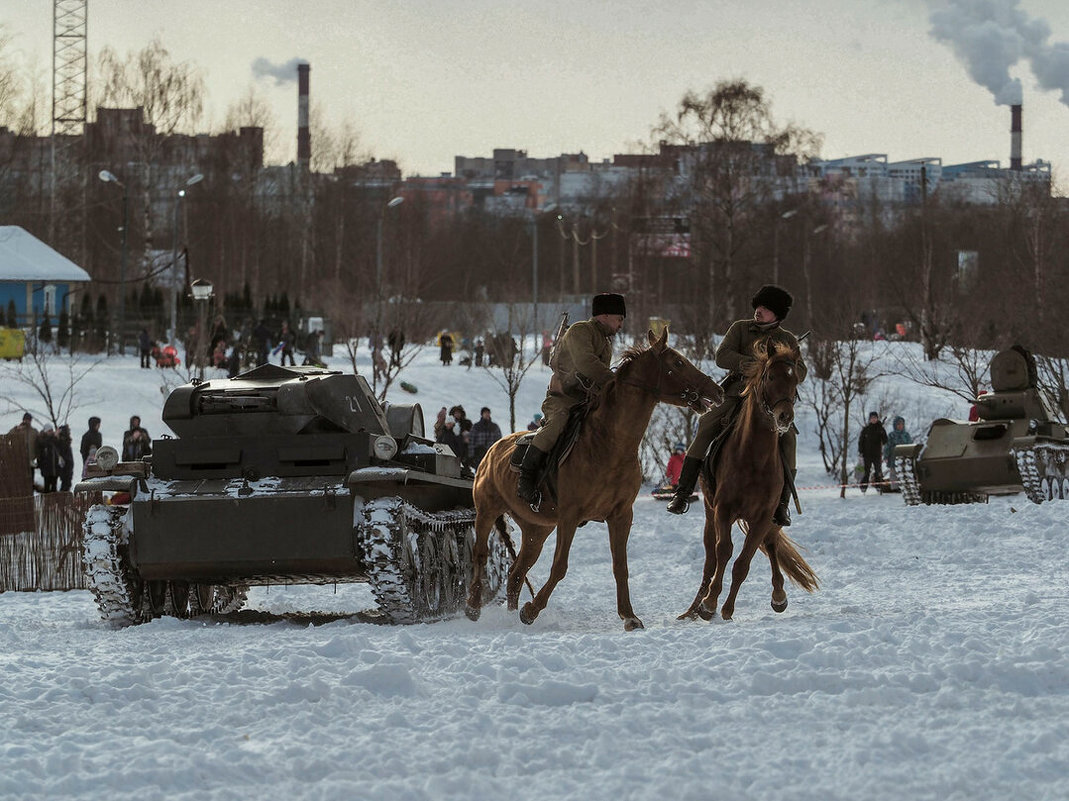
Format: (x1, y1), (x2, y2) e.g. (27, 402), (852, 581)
(82, 503), (248, 626)
(894, 453), (923, 507)
(1014, 442), (1069, 504)
(359, 497), (510, 624)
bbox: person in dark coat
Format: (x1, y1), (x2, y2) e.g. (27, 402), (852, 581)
(7, 412), (38, 483)
(138, 328), (153, 368)
(278, 321), (297, 366)
(252, 319), (272, 366)
(80, 416), (102, 471)
(469, 407), (502, 469)
(36, 425), (60, 493)
(436, 409), (465, 461)
(56, 424), (75, 491)
(439, 331), (454, 366)
(122, 415), (152, 461)
(858, 411), (888, 493)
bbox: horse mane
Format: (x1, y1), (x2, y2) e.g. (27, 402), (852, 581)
(593, 344), (649, 411)
(735, 339), (800, 450)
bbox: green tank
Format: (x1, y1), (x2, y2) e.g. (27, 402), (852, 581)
(894, 346), (1069, 505)
(76, 364), (511, 626)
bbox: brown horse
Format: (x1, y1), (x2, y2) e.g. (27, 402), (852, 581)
(467, 328), (723, 631)
(680, 339), (819, 622)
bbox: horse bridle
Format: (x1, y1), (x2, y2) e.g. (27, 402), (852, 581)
(757, 357), (797, 430)
(620, 349), (708, 410)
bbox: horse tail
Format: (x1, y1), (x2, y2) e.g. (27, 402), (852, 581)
(762, 530), (820, 592)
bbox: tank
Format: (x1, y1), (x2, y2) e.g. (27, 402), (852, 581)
(894, 346), (1069, 506)
(76, 364), (511, 626)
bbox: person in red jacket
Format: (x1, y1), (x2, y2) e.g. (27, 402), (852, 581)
(666, 442), (686, 488)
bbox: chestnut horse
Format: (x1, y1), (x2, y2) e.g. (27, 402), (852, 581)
(467, 328), (722, 631)
(680, 340), (819, 622)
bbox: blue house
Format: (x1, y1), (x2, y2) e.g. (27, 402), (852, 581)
(0, 226), (91, 325)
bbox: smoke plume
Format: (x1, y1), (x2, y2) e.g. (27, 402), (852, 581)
(251, 57), (309, 86)
(929, 0), (1069, 106)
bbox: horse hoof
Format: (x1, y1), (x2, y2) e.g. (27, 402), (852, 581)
(677, 609), (699, 621)
(465, 604), (482, 622)
(623, 617), (644, 631)
(771, 598), (788, 613)
(696, 602), (715, 622)
(506, 593), (519, 612)
(519, 602), (537, 625)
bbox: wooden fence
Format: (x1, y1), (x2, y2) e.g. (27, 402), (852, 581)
(0, 492), (100, 592)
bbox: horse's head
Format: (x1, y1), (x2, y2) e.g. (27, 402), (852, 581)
(743, 340), (801, 434)
(618, 328), (723, 412)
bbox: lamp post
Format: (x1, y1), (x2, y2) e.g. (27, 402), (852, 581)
(374, 196), (404, 371)
(170, 174), (203, 346)
(802, 223), (828, 329)
(773, 209), (797, 286)
(98, 170), (129, 355)
(189, 278), (213, 380)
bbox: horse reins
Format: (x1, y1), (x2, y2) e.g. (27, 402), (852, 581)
(619, 350), (705, 409)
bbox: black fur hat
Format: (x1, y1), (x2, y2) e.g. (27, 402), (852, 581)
(592, 292), (626, 318)
(751, 284), (793, 321)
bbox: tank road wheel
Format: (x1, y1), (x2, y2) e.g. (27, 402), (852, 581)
(360, 497), (474, 624)
(143, 580), (171, 619)
(458, 521), (511, 607)
(212, 585), (249, 614)
(82, 504), (150, 627)
(188, 583), (216, 616)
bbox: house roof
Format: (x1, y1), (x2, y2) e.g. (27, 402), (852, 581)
(0, 226), (91, 283)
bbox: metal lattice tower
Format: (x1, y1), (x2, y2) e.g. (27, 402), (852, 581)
(52, 0), (88, 137)
(50, 0), (88, 258)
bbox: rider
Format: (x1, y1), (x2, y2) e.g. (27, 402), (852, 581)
(667, 284), (806, 525)
(516, 292), (626, 506)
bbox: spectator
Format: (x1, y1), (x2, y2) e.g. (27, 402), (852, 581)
(212, 339), (228, 369)
(542, 330), (553, 366)
(527, 412), (543, 431)
(884, 416), (913, 490)
(474, 338), (485, 367)
(252, 319), (272, 366)
(7, 412), (37, 483)
(56, 424), (74, 491)
(122, 415), (152, 462)
(387, 329), (404, 368)
(80, 416), (102, 472)
(858, 411), (888, 493)
(278, 321), (297, 366)
(37, 425), (60, 493)
(436, 409), (465, 462)
(666, 442), (686, 488)
(470, 407), (503, 468)
(138, 328), (153, 369)
(969, 389), (988, 422)
(440, 331), (454, 366)
(303, 329), (325, 367)
(433, 407), (449, 439)
(449, 405), (471, 435)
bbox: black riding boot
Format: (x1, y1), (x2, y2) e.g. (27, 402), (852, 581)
(667, 456), (704, 515)
(516, 446), (548, 507)
(773, 469), (796, 527)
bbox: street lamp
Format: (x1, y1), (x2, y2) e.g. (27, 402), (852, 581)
(528, 204), (558, 335)
(98, 170), (129, 355)
(170, 173), (203, 346)
(189, 278), (214, 380)
(773, 209), (797, 286)
(374, 196), (404, 378)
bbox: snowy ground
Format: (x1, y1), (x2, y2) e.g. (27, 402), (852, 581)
(1, 339), (1067, 800)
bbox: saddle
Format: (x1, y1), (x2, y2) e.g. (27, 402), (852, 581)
(509, 399), (591, 507)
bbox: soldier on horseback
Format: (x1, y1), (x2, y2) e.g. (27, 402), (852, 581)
(667, 284), (806, 525)
(516, 292), (627, 506)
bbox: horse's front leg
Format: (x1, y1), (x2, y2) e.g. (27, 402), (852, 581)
(520, 522), (577, 625)
(764, 529), (788, 613)
(606, 509), (642, 631)
(679, 506), (718, 620)
(465, 509), (499, 621)
(698, 508), (734, 620)
(508, 523), (553, 611)
(720, 523), (770, 620)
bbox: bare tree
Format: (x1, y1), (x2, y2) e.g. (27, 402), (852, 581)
(0, 345), (102, 431)
(480, 304), (542, 433)
(888, 343), (991, 408)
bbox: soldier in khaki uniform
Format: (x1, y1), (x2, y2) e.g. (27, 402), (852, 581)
(517, 293), (626, 506)
(667, 284), (806, 525)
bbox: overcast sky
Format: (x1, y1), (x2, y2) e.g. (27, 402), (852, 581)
(4, 0), (1069, 185)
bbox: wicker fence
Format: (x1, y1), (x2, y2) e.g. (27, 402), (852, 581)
(1, 433), (100, 591)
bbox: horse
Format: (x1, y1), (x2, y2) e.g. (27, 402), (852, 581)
(679, 339), (819, 622)
(466, 327), (723, 631)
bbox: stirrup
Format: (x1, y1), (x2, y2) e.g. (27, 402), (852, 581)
(666, 494), (690, 515)
(773, 503), (791, 527)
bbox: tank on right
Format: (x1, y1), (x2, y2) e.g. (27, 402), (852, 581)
(895, 345), (1069, 505)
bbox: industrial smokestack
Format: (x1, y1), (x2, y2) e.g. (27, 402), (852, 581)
(297, 62), (310, 169)
(1010, 103), (1022, 171)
